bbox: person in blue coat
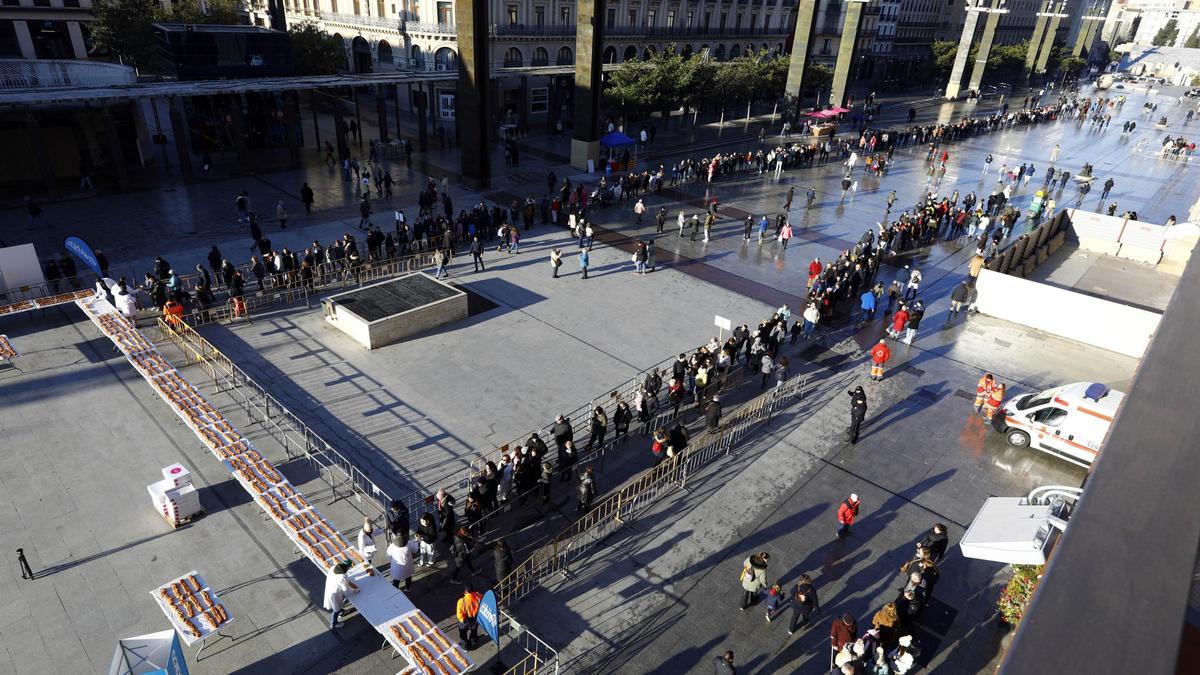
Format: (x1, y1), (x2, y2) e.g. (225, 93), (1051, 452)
(579, 249), (589, 279)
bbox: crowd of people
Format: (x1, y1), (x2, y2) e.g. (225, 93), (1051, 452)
(731, 520), (951, 675)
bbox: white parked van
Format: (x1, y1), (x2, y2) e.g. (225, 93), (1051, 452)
(990, 382), (1124, 468)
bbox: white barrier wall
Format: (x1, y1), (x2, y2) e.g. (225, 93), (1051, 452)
(974, 269), (1161, 358)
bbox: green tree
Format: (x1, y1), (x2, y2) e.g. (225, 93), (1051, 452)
(161, 0), (241, 24)
(90, 0), (245, 71)
(1152, 19), (1179, 47)
(932, 39), (961, 80)
(1058, 56), (1086, 79)
(90, 0), (161, 69)
(986, 41), (1029, 85)
(605, 58), (657, 119)
(678, 52), (717, 116)
(1184, 26), (1200, 49)
(289, 23), (347, 75)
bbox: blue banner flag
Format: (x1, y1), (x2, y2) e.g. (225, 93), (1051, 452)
(64, 236), (102, 276)
(478, 589), (500, 645)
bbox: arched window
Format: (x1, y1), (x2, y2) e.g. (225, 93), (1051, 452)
(434, 47), (457, 71)
(623, 45), (638, 62)
(699, 44), (710, 60)
(602, 46), (617, 63)
(730, 44), (741, 59)
(643, 46), (656, 60)
(377, 41), (393, 70)
(411, 45), (425, 68)
(680, 44), (693, 59)
(557, 46), (573, 65)
(504, 47), (523, 67)
(714, 44), (726, 61)
(532, 47), (549, 66)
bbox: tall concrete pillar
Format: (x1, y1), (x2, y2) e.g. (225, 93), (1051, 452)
(167, 96), (194, 180)
(456, 0), (489, 185)
(1074, 14), (1103, 59)
(67, 21), (88, 60)
(1025, 3), (1050, 72)
(100, 102), (130, 191)
(570, 0), (604, 171)
(25, 108), (55, 192)
(284, 92), (302, 168)
(332, 97), (350, 161)
(227, 96), (249, 169)
(375, 85), (390, 142)
(966, 2), (1007, 95)
(14, 21), (36, 59)
(1035, 11), (1064, 74)
(784, 0), (821, 115)
(945, 4), (984, 100)
(830, 0), (868, 108)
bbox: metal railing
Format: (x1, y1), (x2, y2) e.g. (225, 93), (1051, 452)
(156, 317), (395, 518)
(499, 610), (560, 675)
(396, 339), (753, 531)
(0, 59), (136, 90)
(0, 239), (439, 308)
(496, 374), (806, 606)
(322, 11), (402, 28)
(174, 252), (438, 328)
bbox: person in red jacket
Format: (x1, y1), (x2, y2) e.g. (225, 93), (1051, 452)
(830, 612), (858, 655)
(888, 304), (910, 340)
(868, 340), (891, 381)
(837, 494), (860, 538)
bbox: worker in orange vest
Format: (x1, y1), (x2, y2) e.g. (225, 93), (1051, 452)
(982, 382), (1006, 420)
(456, 582), (483, 649)
(868, 339), (891, 381)
(973, 373), (995, 412)
(163, 299), (184, 329)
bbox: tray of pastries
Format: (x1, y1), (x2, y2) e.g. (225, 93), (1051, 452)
(0, 335), (17, 359)
(34, 289), (95, 307)
(386, 611), (472, 675)
(295, 519), (361, 569)
(131, 351), (174, 378)
(151, 571), (233, 644)
(0, 301), (35, 316)
(227, 454), (285, 494)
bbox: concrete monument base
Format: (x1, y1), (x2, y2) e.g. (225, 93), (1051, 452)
(321, 273), (467, 349)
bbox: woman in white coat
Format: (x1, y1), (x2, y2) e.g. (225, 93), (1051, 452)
(357, 517), (377, 563)
(388, 534), (417, 591)
(322, 562), (359, 629)
(113, 282), (138, 318)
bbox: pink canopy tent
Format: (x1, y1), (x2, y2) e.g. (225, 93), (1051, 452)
(827, 106), (851, 114)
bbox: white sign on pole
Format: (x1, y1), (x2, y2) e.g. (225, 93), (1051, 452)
(714, 315), (732, 331)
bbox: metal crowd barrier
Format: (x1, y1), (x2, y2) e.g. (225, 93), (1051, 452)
(156, 317), (394, 518)
(498, 609), (560, 675)
(400, 350), (754, 530)
(495, 374), (806, 607)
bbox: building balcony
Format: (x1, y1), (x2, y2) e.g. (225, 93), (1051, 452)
(400, 19), (457, 34)
(0, 59), (136, 90)
(323, 11), (402, 29)
(607, 24), (790, 37)
(492, 23), (575, 36)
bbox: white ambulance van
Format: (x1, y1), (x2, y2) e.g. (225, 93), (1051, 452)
(990, 382), (1124, 468)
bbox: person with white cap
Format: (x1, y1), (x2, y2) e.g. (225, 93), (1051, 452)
(837, 494), (861, 538)
(888, 635), (918, 674)
(322, 562), (359, 629)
